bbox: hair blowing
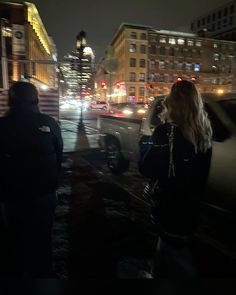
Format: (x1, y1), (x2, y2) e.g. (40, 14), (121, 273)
(161, 80), (212, 153)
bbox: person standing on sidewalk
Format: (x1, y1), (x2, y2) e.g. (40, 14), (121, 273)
(0, 81), (63, 277)
(138, 80), (212, 277)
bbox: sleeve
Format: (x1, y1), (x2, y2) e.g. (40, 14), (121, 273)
(51, 119), (63, 169)
(138, 123), (169, 180)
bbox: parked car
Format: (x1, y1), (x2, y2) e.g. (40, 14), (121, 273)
(98, 93), (236, 211)
(88, 101), (108, 110)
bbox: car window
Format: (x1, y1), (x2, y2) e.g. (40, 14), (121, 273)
(204, 103), (231, 142)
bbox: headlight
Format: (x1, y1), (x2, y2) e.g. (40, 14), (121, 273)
(83, 101), (89, 108)
(122, 109), (133, 115)
(137, 109), (146, 114)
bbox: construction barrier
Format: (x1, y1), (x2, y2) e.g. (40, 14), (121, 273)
(0, 88), (59, 121)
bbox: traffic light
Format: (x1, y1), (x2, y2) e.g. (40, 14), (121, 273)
(146, 83), (153, 89)
(101, 81), (106, 89)
(116, 82), (121, 88)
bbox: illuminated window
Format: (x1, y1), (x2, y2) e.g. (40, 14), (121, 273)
(169, 38), (176, 45)
(159, 61), (165, 70)
(129, 44), (136, 53)
(150, 59), (155, 68)
(139, 73), (145, 82)
(213, 43), (218, 48)
(177, 38), (185, 45)
(160, 37), (166, 43)
(196, 40), (202, 46)
(194, 63), (201, 72)
(187, 40), (194, 46)
(177, 62), (183, 70)
(213, 53), (220, 61)
(186, 63), (192, 71)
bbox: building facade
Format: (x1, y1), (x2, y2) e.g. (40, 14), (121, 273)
(0, 1), (57, 89)
(94, 23), (236, 103)
(191, 1), (236, 41)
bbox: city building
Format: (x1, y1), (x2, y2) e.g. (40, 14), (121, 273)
(95, 24), (152, 103)
(60, 33), (95, 99)
(0, 1), (57, 89)
(191, 1), (236, 41)
(95, 23), (236, 103)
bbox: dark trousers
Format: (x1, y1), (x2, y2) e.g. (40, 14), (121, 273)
(0, 192), (57, 278)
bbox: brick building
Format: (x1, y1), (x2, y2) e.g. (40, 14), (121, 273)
(95, 23), (236, 103)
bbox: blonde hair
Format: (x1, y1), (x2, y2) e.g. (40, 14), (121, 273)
(160, 80), (212, 153)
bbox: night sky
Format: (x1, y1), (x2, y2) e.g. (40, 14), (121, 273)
(7, 0), (232, 61)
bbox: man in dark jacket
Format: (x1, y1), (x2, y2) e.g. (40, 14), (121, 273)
(0, 82), (63, 277)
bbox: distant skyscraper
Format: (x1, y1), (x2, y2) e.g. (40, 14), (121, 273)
(60, 34), (95, 99)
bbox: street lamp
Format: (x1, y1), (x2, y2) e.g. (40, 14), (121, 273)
(76, 30), (87, 131)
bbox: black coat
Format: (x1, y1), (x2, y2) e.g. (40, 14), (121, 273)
(138, 123), (212, 236)
(0, 107), (63, 200)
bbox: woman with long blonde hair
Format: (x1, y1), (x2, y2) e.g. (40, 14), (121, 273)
(139, 80), (212, 277)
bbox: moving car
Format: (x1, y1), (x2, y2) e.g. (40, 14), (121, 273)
(88, 101), (108, 110)
(108, 102), (149, 117)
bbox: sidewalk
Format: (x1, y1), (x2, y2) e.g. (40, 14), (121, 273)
(52, 125), (236, 278)
(54, 151), (236, 278)
(54, 151), (155, 278)
(60, 120), (99, 153)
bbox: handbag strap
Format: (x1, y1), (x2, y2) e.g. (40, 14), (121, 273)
(168, 124), (176, 178)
